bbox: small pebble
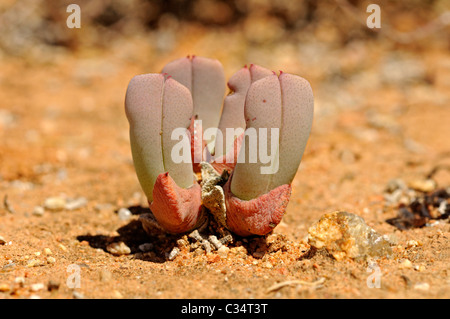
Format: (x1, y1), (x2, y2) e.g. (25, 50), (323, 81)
(383, 234), (398, 245)
(2, 262), (15, 272)
(30, 283), (45, 292)
(46, 257), (56, 264)
(176, 238), (188, 248)
(263, 262), (273, 269)
(118, 208), (132, 221)
(408, 179), (436, 193)
(0, 283), (10, 292)
(208, 235), (222, 250)
(168, 247), (180, 261)
(0, 235), (6, 245)
(73, 291), (84, 299)
(201, 240), (212, 254)
(219, 234), (233, 245)
(437, 200), (447, 215)
(44, 196), (67, 211)
(32, 206), (45, 216)
(44, 248), (52, 255)
(399, 259), (413, 269)
(385, 179), (407, 193)
(414, 282), (430, 291)
(106, 242), (131, 256)
(414, 265), (426, 272)
(217, 246), (229, 258)
(188, 229), (204, 241)
(26, 259), (44, 267)
(65, 197), (88, 210)
(14, 277), (25, 285)
(406, 240), (420, 248)
(3, 194), (16, 214)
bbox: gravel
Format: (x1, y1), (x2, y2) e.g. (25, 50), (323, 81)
(106, 242), (131, 256)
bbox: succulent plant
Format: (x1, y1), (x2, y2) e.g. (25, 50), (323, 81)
(125, 56), (314, 236)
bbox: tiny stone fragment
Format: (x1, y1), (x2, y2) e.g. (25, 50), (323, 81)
(217, 245), (229, 258)
(44, 197), (67, 211)
(65, 197), (88, 211)
(0, 283), (10, 292)
(188, 229), (203, 242)
(168, 247), (180, 260)
(219, 234), (233, 245)
(26, 259), (44, 267)
(73, 291), (84, 299)
(409, 179), (436, 193)
(32, 206), (45, 216)
(200, 162), (228, 228)
(0, 235), (6, 245)
(399, 259), (413, 269)
(208, 235), (222, 250)
(3, 195), (15, 214)
(106, 242), (131, 256)
(405, 240), (420, 248)
(2, 262), (15, 272)
(30, 283), (45, 292)
(118, 207), (132, 221)
(307, 211), (392, 261)
(414, 282), (430, 291)
(414, 265), (426, 272)
(176, 238), (188, 248)
(14, 277), (25, 285)
(201, 240), (212, 254)
(385, 179), (407, 193)
(263, 262), (273, 269)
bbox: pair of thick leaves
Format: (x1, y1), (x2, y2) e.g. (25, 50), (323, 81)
(125, 56), (313, 236)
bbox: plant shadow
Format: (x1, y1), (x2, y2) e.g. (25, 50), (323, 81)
(76, 205), (181, 263)
(77, 205), (289, 263)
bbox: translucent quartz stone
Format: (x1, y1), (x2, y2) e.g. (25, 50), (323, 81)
(307, 211), (392, 261)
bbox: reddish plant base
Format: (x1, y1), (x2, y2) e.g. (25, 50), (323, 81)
(223, 177), (292, 236)
(150, 172), (202, 234)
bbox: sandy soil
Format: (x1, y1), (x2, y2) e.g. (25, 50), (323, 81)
(0, 4), (449, 299)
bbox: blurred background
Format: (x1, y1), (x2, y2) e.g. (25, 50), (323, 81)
(1, 0), (449, 78)
(1, 0), (449, 116)
(0, 0), (449, 203)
